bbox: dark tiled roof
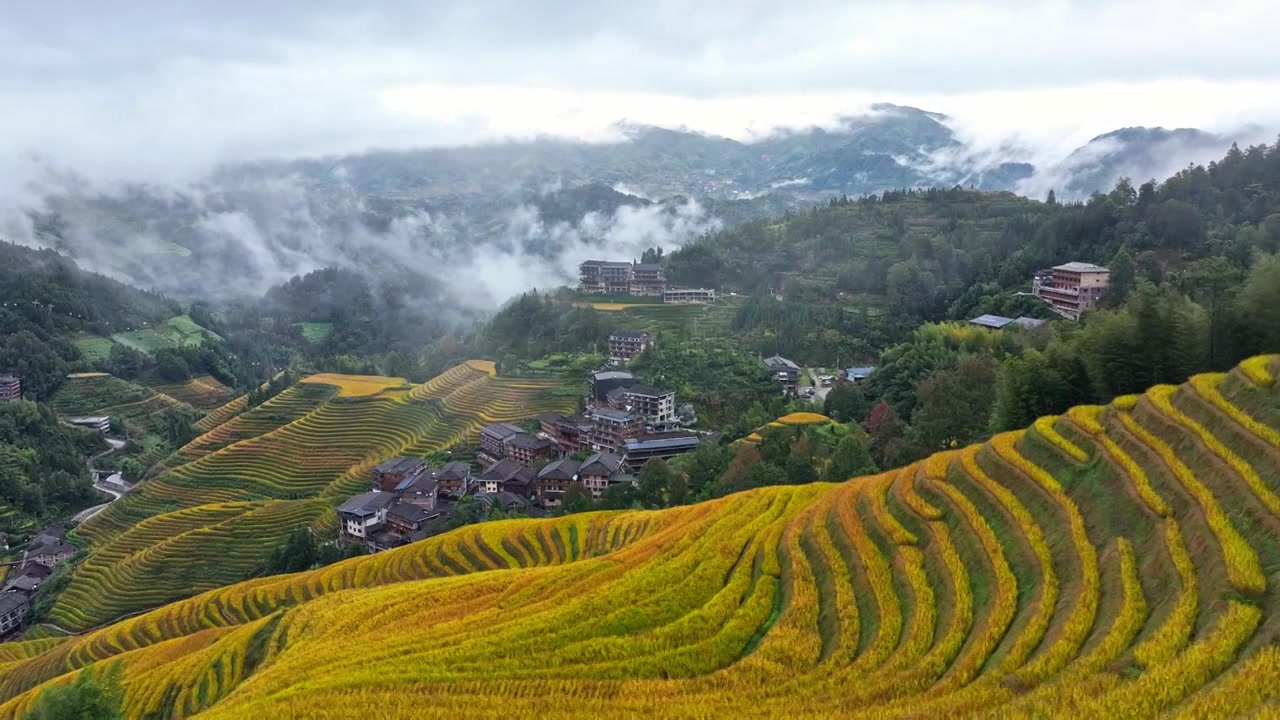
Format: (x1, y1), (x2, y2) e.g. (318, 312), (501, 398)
(763, 355), (800, 370)
(580, 452), (624, 476)
(633, 263), (663, 273)
(624, 384), (673, 398)
(337, 491), (394, 516)
(507, 434), (554, 452)
(373, 456), (427, 475)
(539, 411), (566, 425)
(436, 461), (471, 481)
(538, 458), (581, 481)
(0, 593), (30, 615)
(480, 423), (525, 439)
(610, 328), (653, 340)
(624, 434), (700, 452)
(593, 407), (637, 423)
(388, 503), (434, 524)
(478, 459), (528, 483)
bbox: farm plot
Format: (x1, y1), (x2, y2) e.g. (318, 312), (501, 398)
(9, 358), (1280, 718)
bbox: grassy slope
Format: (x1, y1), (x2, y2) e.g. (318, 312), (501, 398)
(37, 361), (578, 632)
(5, 357), (1280, 717)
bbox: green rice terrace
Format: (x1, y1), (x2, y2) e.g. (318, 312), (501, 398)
(44, 361), (579, 630)
(71, 314), (222, 358)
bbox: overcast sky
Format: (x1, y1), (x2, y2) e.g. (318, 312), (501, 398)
(4, 0), (1280, 183)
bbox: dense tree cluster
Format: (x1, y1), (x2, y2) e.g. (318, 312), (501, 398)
(0, 401), (103, 526)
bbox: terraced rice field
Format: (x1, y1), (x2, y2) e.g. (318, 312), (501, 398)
(5, 356), (1280, 717)
(150, 375), (236, 410)
(45, 363), (577, 630)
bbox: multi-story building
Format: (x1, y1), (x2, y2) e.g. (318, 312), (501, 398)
(629, 263), (667, 296)
(622, 431), (701, 470)
(479, 422), (527, 464)
(0, 592), (31, 635)
(578, 452), (627, 499)
(393, 472), (439, 510)
(590, 370), (635, 403)
(1033, 262), (1110, 321)
(434, 461), (472, 497)
(337, 491), (394, 540)
(539, 412), (595, 454)
(536, 458), (580, 507)
(506, 433), (557, 467)
(663, 288), (717, 304)
(589, 408), (644, 453)
(622, 384), (676, 426)
(579, 260), (634, 295)
(67, 416), (111, 433)
(372, 457), (428, 492)
(608, 329), (655, 362)
(762, 355), (801, 396)
(0, 375), (20, 402)
(476, 460), (537, 498)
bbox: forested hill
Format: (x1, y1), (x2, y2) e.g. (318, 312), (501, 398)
(659, 139), (1280, 361)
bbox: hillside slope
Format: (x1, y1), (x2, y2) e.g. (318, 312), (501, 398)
(41, 361), (577, 631)
(5, 357), (1280, 717)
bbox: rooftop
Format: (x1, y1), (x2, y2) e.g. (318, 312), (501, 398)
(436, 461), (471, 481)
(581, 452), (625, 476)
(478, 459), (535, 484)
(538, 458), (581, 480)
(581, 260), (633, 268)
(337, 491), (394, 517)
(625, 384), (674, 398)
(480, 422), (526, 439)
(623, 434), (701, 452)
(388, 503), (435, 524)
(970, 314), (1016, 329)
(373, 456), (427, 476)
(592, 370), (635, 382)
(67, 416), (110, 424)
(593, 407), (639, 423)
(34, 543), (76, 557)
(0, 593), (30, 615)
(507, 434), (555, 452)
(1053, 262), (1109, 273)
(845, 366), (877, 379)
(763, 355), (800, 370)
(633, 263), (663, 273)
(610, 328), (653, 340)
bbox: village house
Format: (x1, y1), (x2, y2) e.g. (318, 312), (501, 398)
(386, 503), (442, 539)
(608, 329), (655, 362)
(844, 366), (877, 383)
(1032, 262), (1110, 320)
(393, 472), (439, 510)
(762, 355), (801, 396)
(434, 461), (472, 497)
(30, 543), (76, 567)
(579, 260), (634, 295)
(539, 412), (594, 454)
(629, 263), (667, 296)
(663, 288), (716, 304)
(506, 433), (557, 467)
(337, 491), (394, 540)
(536, 458), (580, 507)
(0, 375), (20, 402)
(622, 431), (701, 470)
(621, 385), (677, 426)
(590, 370), (635, 403)
(0, 592), (30, 635)
(589, 407), (644, 453)
(372, 457), (428, 492)
(479, 422), (527, 465)
(578, 452), (628, 499)
(67, 416), (111, 433)
(3, 564), (50, 597)
(476, 460), (537, 499)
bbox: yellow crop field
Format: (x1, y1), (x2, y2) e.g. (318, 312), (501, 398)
(42, 362), (578, 631)
(300, 373), (410, 397)
(5, 356), (1280, 718)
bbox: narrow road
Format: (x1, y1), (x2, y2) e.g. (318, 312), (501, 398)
(73, 437), (132, 525)
(806, 369), (833, 407)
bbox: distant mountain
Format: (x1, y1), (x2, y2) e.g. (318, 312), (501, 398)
(6, 106), (1272, 305)
(1048, 127), (1241, 197)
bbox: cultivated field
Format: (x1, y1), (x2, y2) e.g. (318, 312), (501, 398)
(5, 356), (1280, 717)
(43, 362), (578, 630)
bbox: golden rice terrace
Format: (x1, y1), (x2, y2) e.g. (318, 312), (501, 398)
(6, 357), (1280, 718)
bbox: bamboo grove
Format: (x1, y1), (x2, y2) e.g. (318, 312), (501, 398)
(6, 356), (1280, 717)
